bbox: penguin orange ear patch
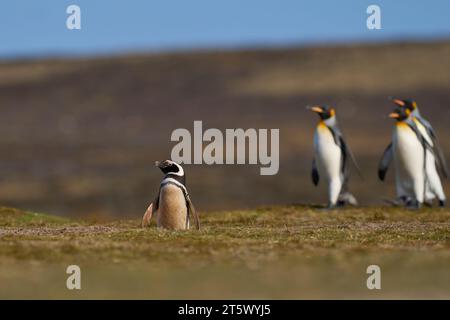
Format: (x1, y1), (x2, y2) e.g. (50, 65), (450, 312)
(330, 108), (335, 116)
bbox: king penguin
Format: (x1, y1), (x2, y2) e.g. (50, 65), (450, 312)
(381, 106), (429, 208)
(309, 105), (360, 208)
(142, 160), (200, 230)
(379, 98), (446, 207)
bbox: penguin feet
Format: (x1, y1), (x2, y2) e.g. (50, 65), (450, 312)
(324, 204), (339, 210)
(423, 201), (433, 208)
(385, 197), (423, 209)
(394, 196), (421, 209)
(400, 196), (413, 205)
(326, 201), (348, 209)
(422, 199), (445, 207)
(383, 198), (402, 207)
(405, 199), (421, 210)
(337, 192), (358, 207)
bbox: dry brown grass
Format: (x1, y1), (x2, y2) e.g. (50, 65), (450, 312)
(0, 205), (449, 299)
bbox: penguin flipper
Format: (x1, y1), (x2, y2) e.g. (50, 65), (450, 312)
(420, 117), (436, 139)
(142, 196), (159, 228)
(338, 136), (362, 179)
(312, 158), (319, 186)
(378, 143), (393, 181)
(142, 203), (153, 227)
(433, 142), (449, 179)
(186, 196), (200, 230)
(412, 118), (448, 178)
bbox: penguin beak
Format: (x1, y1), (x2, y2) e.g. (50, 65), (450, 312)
(155, 160), (170, 169)
(389, 112), (400, 119)
(308, 106), (324, 114)
(392, 99), (405, 107)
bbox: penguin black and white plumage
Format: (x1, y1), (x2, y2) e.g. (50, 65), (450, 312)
(142, 160), (200, 230)
(379, 99), (446, 207)
(381, 107), (430, 208)
(309, 105), (359, 208)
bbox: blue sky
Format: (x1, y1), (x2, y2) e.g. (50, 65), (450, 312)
(1, 0), (450, 58)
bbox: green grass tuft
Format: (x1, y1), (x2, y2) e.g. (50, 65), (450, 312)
(0, 206), (72, 227)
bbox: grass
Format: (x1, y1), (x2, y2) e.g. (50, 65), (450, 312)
(0, 205), (449, 299)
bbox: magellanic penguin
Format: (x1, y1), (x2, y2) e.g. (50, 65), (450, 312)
(309, 105), (360, 208)
(379, 99), (446, 207)
(142, 160), (200, 230)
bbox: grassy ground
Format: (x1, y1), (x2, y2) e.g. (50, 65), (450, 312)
(0, 205), (449, 299)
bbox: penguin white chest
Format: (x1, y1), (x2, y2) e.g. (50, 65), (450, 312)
(314, 125), (342, 180)
(393, 124), (424, 176)
(157, 184), (188, 230)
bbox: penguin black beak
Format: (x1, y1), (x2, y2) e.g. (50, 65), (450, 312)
(155, 160), (170, 169)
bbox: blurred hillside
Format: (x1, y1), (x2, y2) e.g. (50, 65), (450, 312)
(0, 41), (450, 217)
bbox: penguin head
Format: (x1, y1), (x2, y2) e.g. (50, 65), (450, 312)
(308, 105), (336, 121)
(391, 98), (418, 112)
(389, 107), (412, 121)
(155, 160), (185, 177)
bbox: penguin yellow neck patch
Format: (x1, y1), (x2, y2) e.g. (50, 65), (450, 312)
(318, 121), (328, 129)
(170, 121), (280, 175)
(395, 122), (409, 128)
